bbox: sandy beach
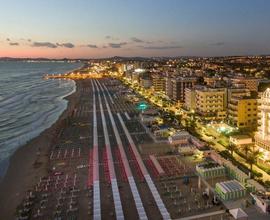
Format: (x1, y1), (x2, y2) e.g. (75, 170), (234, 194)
(0, 80), (81, 219)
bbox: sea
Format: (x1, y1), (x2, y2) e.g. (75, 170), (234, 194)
(0, 61), (82, 179)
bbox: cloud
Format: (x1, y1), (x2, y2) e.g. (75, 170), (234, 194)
(9, 42), (19, 46)
(210, 42), (225, 46)
(141, 45), (183, 50)
(6, 38), (10, 41)
(130, 37), (155, 44)
(20, 38), (32, 42)
(56, 42), (75, 48)
(31, 41), (75, 48)
(130, 37), (144, 43)
(87, 44), (98, 48)
(105, 35), (119, 40)
(32, 41), (57, 48)
(108, 42), (127, 48)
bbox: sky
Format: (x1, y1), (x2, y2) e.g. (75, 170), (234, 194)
(0, 0), (270, 58)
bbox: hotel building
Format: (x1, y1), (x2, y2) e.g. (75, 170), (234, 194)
(171, 77), (197, 102)
(228, 96), (257, 129)
(152, 74), (165, 92)
(255, 88), (270, 155)
(231, 77), (259, 92)
(184, 88), (196, 111)
(195, 87), (227, 120)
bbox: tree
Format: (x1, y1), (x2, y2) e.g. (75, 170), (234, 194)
(241, 144), (251, 159)
(246, 155), (256, 173)
(246, 150), (263, 174)
(227, 143), (237, 157)
(253, 150), (262, 162)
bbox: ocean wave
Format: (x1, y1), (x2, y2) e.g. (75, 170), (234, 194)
(0, 91), (66, 133)
(0, 93), (26, 108)
(0, 95), (67, 150)
(0, 61), (82, 177)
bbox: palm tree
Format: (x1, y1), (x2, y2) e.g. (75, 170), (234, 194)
(241, 144), (251, 159)
(254, 150), (263, 164)
(246, 150), (263, 176)
(227, 143), (237, 157)
(246, 155), (256, 173)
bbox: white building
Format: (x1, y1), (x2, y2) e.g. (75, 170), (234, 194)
(250, 192), (270, 214)
(168, 131), (206, 148)
(230, 135), (253, 147)
(255, 88), (270, 157)
(184, 88), (196, 111)
(168, 131), (190, 145)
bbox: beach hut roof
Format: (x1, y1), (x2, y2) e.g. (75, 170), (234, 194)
(229, 208), (248, 219)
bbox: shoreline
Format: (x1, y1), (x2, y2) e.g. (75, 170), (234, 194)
(0, 79), (81, 219)
(0, 80), (76, 180)
(0, 63), (83, 179)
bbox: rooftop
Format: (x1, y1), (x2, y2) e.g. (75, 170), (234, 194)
(197, 161), (223, 169)
(251, 191), (270, 204)
(216, 180), (245, 194)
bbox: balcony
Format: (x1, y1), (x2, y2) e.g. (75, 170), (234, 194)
(228, 104), (238, 110)
(259, 104), (270, 111)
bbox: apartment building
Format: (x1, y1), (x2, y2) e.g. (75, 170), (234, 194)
(231, 77), (259, 92)
(171, 77), (197, 102)
(152, 74), (165, 92)
(228, 96), (257, 129)
(255, 88), (270, 153)
(195, 87), (227, 120)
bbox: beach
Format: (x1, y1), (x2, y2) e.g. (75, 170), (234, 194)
(0, 80), (81, 219)
(0, 61), (83, 178)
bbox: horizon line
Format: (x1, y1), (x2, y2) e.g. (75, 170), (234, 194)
(1, 54), (270, 60)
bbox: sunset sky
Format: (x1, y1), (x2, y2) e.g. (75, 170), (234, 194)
(0, 0), (270, 58)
